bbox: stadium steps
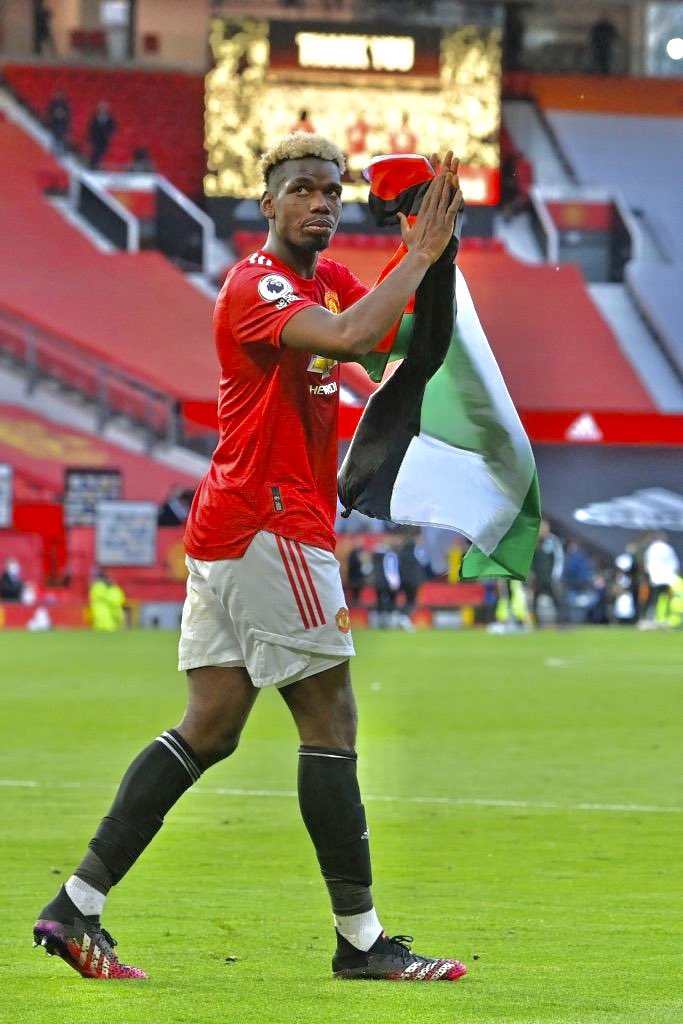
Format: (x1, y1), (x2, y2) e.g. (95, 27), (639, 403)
(588, 284), (683, 413)
(0, 114), (219, 442)
(543, 109), (683, 264)
(500, 97), (683, 408)
(0, 87), (226, 289)
(45, 193), (118, 253)
(494, 211), (544, 265)
(630, 212), (669, 266)
(0, 359), (208, 480)
(1, 63), (205, 198)
(501, 99), (574, 189)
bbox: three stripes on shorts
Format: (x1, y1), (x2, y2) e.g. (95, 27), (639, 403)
(275, 535), (326, 630)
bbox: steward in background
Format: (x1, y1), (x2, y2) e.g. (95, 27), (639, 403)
(89, 569), (126, 632)
(530, 519), (566, 625)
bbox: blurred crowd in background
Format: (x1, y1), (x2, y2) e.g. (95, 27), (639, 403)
(334, 508), (683, 631)
(3, 499), (680, 631)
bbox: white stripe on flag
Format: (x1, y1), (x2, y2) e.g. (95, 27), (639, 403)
(390, 433), (519, 555)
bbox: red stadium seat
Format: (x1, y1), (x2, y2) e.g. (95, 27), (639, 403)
(142, 33), (160, 54)
(3, 64), (206, 199)
(88, 30), (106, 54)
(69, 29), (88, 53)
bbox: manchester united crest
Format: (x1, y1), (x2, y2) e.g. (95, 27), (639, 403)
(335, 607), (351, 634)
(324, 290), (341, 314)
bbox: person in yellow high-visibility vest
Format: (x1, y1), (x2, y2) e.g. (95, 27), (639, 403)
(665, 575), (683, 629)
(89, 569), (126, 632)
(491, 579), (532, 632)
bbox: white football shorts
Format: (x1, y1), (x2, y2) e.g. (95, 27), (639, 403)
(178, 530), (355, 688)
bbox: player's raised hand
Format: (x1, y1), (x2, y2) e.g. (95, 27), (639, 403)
(397, 151), (464, 265)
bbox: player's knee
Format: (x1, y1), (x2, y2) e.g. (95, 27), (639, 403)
(336, 713), (358, 750)
(201, 729), (241, 766)
(306, 713), (357, 751)
(333, 694), (358, 748)
(178, 725), (241, 768)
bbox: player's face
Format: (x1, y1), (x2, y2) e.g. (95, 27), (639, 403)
(268, 158), (342, 252)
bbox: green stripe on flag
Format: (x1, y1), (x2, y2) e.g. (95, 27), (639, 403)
(460, 475), (542, 581)
(360, 314), (414, 383)
(350, 265), (541, 582)
(416, 322), (540, 580)
(419, 325), (513, 460)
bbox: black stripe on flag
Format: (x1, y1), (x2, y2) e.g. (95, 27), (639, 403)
(338, 164), (463, 524)
(338, 258), (457, 521)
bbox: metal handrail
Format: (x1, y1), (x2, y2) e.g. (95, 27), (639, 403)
(70, 169), (141, 252)
(0, 303), (178, 448)
(155, 176), (216, 273)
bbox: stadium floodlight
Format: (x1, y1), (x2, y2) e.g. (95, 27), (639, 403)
(666, 37), (683, 60)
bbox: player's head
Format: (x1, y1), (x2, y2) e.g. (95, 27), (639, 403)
(260, 134), (346, 253)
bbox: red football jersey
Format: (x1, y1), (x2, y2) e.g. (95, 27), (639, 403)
(184, 251), (368, 560)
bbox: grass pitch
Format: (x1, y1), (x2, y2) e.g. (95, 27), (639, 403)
(1, 627), (681, 1024)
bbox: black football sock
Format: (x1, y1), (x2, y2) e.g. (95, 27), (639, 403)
(297, 745), (374, 917)
(77, 729), (204, 890)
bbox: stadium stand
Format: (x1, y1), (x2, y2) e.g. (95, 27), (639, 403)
(2, 64), (205, 198)
(325, 241), (655, 413)
(0, 118), (219, 435)
(1, 107), (658, 436)
(506, 74), (683, 392)
(625, 263), (683, 378)
(544, 111), (683, 264)
(510, 73), (683, 119)
(232, 230), (653, 411)
(459, 251), (655, 411)
(0, 405), (199, 504)
(0, 403), (197, 597)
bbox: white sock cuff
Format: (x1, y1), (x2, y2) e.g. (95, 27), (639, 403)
(334, 907), (383, 952)
(65, 875), (106, 918)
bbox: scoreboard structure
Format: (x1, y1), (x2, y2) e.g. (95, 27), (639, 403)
(204, 14), (501, 207)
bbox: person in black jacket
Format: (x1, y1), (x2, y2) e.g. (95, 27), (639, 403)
(88, 102), (116, 169)
(0, 558), (24, 602)
(397, 530), (424, 620)
(47, 91), (71, 156)
(33, 0), (55, 55)
(530, 520), (566, 625)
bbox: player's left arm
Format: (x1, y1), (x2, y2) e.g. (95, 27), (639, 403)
(281, 154), (462, 361)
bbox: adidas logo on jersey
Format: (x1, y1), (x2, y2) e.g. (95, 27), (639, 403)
(309, 381), (338, 396)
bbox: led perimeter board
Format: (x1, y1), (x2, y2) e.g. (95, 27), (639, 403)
(204, 14), (501, 206)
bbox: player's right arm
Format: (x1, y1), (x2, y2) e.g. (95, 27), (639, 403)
(281, 153), (463, 362)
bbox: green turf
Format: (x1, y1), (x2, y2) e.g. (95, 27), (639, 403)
(1, 628), (681, 1023)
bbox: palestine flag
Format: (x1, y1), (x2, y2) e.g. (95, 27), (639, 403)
(337, 155), (541, 581)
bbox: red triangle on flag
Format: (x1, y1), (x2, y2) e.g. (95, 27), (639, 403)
(363, 154), (434, 201)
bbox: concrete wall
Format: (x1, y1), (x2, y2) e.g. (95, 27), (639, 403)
(0, 0), (209, 67)
(1, 0), (83, 56)
(1, 0), (32, 54)
(136, 0), (209, 69)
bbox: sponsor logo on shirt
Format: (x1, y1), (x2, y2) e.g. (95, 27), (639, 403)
(306, 295), (340, 379)
(309, 381), (338, 396)
(308, 354), (337, 379)
(258, 273), (297, 302)
(275, 294), (301, 310)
